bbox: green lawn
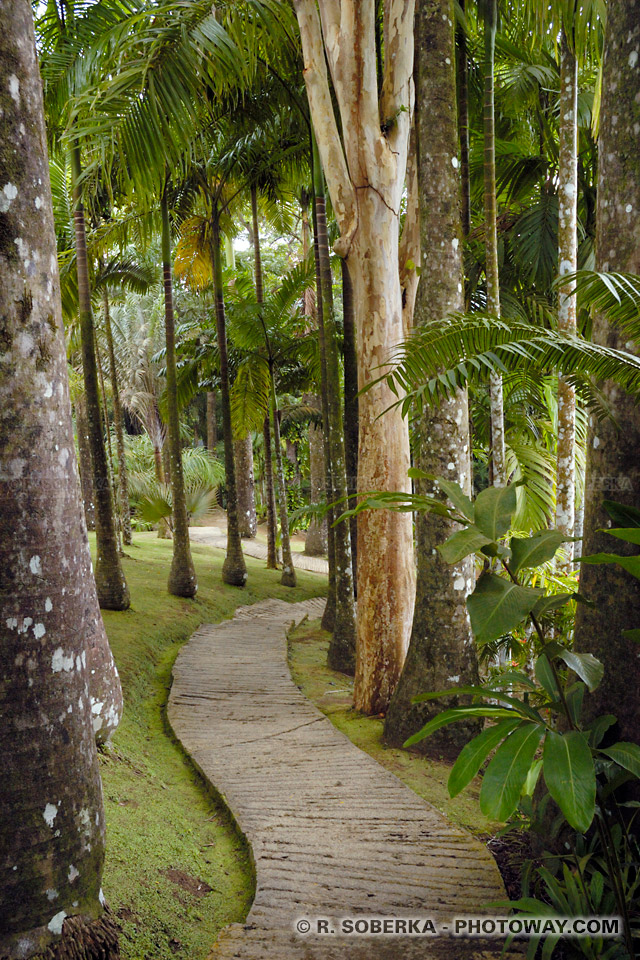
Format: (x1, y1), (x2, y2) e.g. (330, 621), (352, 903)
(288, 619), (501, 837)
(94, 533), (326, 960)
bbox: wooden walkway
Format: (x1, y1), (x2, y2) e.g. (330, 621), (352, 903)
(168, 598), (513, 959)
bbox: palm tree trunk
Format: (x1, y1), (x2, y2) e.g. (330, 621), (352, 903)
(210, 209), (247, 586)
(341, 257), (358, 586)
(0, 6), (121, 950)
(70, 143), (129, 610)
(483, 0), (506, 487)
(206, 390), (217, 450)
(262, 416), (279, 568)
(235, 434), (257, 538)
(555, 26), (578, 567)
(160, 190), (197, 598)
(457, 0), (471, 239)
(270, 365), (297, 588)
(313, 146), (357, 672)
(95, 333), (122, 554)
(75, 393), (96, 531)
(103, 286), (132, 545)
(304, 394), (328, 555)
(384, 0), (480, 752)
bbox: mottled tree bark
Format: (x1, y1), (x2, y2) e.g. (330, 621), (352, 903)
(482, 0), (506, 487)
(385, 0), (480, 751)
(94, 336), (122, 555)
(210, 212), (247, 586)
(0, 5), (121, 954)
(270, 369), (297, 588)
(574, 0), (640, 745)
(304, 393), (328, 556)
(457, 0), (471, 239)
(102, 288), (132, 546)
(206, 390), (217, 450)
(70, 146), (129, 610)
(262, 416), (279, 568)
(341, 258), (358, 585)
(160, 192), (197, 598)
(555, 28), (578, 566)
(234, 434), (257, 538)
(75, 394), (95, 531)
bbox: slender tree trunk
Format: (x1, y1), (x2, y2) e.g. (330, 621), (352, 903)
(385, 0), (481, 752)
(262, 416), (279, 568)
(160, 191), (197, 598)
(314, 166), (357, 672)
(0, 7), (121, 953)
(483, 0), (507, 487)
(555, 27), (578, 567)
(304, 394), (328, 555)
(95, 335), (122, 554)
(70, 145), (129, 610)
(574, 0), (640, 745)
(457, 0), (471, 239)
(103, 288), (132, 545)
(210, 211), (247, 586)
(235, 434), (257, 538)
(206, 390), (217, 450)
(75, 394), (96, 531)
(270, 368), (297, 588)
(341, 258), (358, 586)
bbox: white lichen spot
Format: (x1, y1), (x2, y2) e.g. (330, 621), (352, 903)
(447, 675), (460, 683)
(48, 911), (67, 935)
(453, 576), (466, 591)
(626, 204), (633, 214)
(630, 50), (639, 69)
(43, 803), (59, 828)
(51, 648), (74, 673)
(593, 436), (600, 449)
(8, 74), (20, 103)
(67, 864), (79, 883)
(451, 156), (459, 169)
(45, 597), (53, 612)
(0, 182), (18, 213)
(46, 889), (58, 901)
(43, 383), (53, 399)
(6, 617), (18, 630)
(92, 716), (104, 733)
(452, 237), (459, 252)
(30, 555), (42, 576)
(99, 889), (106, 907)
(33, 623), (46, 640)
(35, 195), (43, 210)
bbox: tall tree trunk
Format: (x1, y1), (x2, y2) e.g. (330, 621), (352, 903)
(210, 211), (247, 586)
(304, 394), (328, 556)
(270, 367), (297, 588)
(75, 394), (96, 531)
(160, 191), (197, 598)
(457, 0), (471, 239)
(555, 27), (578, 567)
(103, 287), (132, 545)
(70, 145), (129, 610)
(314, 164), (356, 672)
(235, 434), (257, 538)
(341, 258), (359, 586)
(385, 0), (480, 751)
(483, 0), (507, 487)
(262, 416), (279, 568)
(574, 0), (640, 745)
(206, 390), (217, 450)
(0, 6), (121, 952)
(95, 334), (122, 554)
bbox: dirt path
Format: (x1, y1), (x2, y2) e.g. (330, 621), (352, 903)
(189, 526), (329, 576)
(168, 598), (514, 959)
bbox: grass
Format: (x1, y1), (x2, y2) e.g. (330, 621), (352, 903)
(287, 619), (502, 838)
(94, 532), (326, 960)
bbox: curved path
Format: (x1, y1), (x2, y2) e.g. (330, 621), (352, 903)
(168, 598), (514, 960)
(189, 526), (329, 576)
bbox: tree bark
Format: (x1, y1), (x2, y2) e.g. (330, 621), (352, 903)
(385, 0), (480, 752)
(457, 0), (471, 239)
(206, 390), (217, 450)
(94, 334), (122, 555)
(341, 258), (358, 585)
(160, 191), (197, 598)
(70, 146), (129, 610)
(0, 5), (121, 952)
(210, 211), (247, 586)
(574, 0), (640, 745)
(102, 288), (132, 546)
(75, 394), (95, 531)
(234, 434), (257, 538)
(270, 369), (297, 588)
(262, 416), (279, 568)
(304, 393), (327, 556)
(555, 28), (578, 567)
(482, 0), (507, 487)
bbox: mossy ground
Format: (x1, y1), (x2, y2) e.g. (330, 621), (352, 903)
(288, 619), (501, 837)
(92, 533), (326, 960)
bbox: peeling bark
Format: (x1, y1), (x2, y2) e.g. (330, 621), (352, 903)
(0, 3), (119, 953)
(234, 434), (257, 539)
(385, 0), (480, 752)
(574, 0), (640, 745)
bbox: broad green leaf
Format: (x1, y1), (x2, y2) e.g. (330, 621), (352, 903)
(403, 706), (516, 747)
(522, 758), (543, 797)
(566, 682), (586, 726)
(435, 477), (474, 519)
(535, 654), (558, 698)
(559, 650), (604, 692)
(532, 593), (574, 619)
(485, 897), (556, 916)
(488, 670), (537, 691)
(588, 714), (617, 747)
(467, 573), (543, 643)
(605, 527), (640, 545)
(480, 722), (545, 821)
(578, 552), (640, 579)
(543, 730), (596, 832)
(623, 628), (640, 642)
(603, 499), (640, 528)
(473, 483), (518, 540)
(439, 525), (492, 563)
(600, 741), (640, 777)
(448, 718), (522, 797)
(510, 531), (573, 573)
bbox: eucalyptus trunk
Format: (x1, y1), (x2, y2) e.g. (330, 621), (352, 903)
(269, 367), (297, 588)
(235, 434), (257, 538)
(262, 416), (279, 568)
(385, 0), (480, 752)
(314, 166), (356, 672)
(160, 192), (197, 598)
(574, 0), (640, 745)
(206, 390), (217, 450)
(210, 211), (247, 586)
(342, 257), (358, 585)
(103, 287), (132, 545)
(0, 6), (121, 953)
(555, 27), (578, 566)
(483, 0), (506, 487)
(75, 394), (95, 531)
(70, 145), (129, 610)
